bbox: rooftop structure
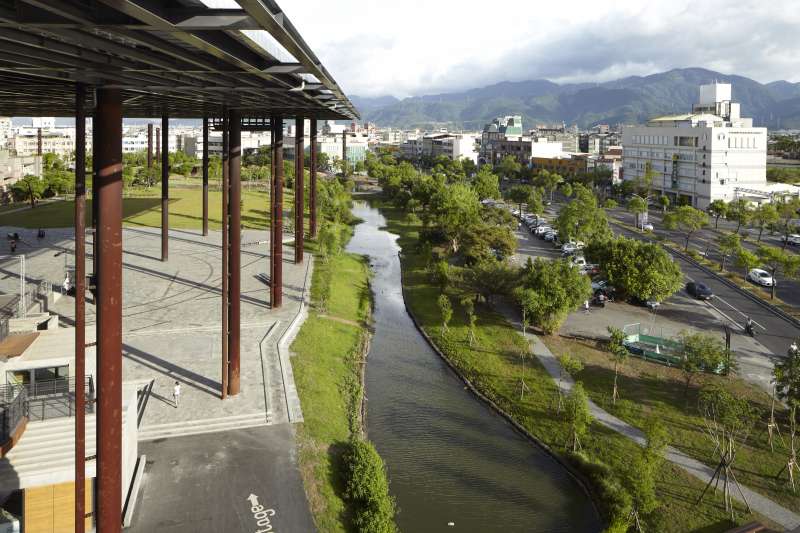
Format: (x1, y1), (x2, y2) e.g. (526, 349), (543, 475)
(622, 83), (779, 208)
(0, 2), (356, 532)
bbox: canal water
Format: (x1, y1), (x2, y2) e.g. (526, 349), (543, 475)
(346, 201), (601, 533)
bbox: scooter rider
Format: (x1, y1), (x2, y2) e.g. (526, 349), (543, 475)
(745, 316), (755, 337)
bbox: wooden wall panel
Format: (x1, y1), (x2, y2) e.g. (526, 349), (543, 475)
(22, 479), (94, 533)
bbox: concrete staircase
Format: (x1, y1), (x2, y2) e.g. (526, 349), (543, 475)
(137, 412), (271, 441)
(0, 415), (96, 488)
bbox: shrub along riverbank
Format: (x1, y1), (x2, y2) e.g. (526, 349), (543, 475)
(291, 198), (397, 532)
(375, 198), (771, 533)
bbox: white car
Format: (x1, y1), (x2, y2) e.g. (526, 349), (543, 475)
(535, 225), (552, 236)
(784, 234), (800, 246)
(747, 268), (775, 287)
(641, 222), (654, 232)
(561, 242), (579, 254)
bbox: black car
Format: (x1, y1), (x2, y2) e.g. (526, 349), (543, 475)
(686, 281), (713, 300)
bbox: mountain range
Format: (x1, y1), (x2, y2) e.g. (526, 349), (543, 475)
(351, 68), (800, 130)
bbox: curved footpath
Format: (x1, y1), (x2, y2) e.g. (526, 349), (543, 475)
(494, 302), (800, 531)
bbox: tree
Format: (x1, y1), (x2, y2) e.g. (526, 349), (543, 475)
(10, 175), (45, 208)
(776, 198), (800, 250)
(560, 182), (573, 198)
(461, 296), (478, 346)
(555, 184), (612, 244)
(678, 332), (726, 398)
(555, 354), (583, 413)
(430, 183), (480, 255)
(774, 342), (800, 490)
(505, 185), (533, 217)
(752, 203), (779, 242)
(735, 248), (759, 278)
(717, 233), (741, 271)
(757, 244), (800, 299)
(663, 205), (708, 251)
(564, 382), (592, 452)
(607, 326), (629, 405)
(697, 385), (757, 519)
(431, 260), (452, 293)
(496, 154), (521, 179)
(658, 195), (670, 214)
(627, 196), (647, 228)
(623, 420), (668, 531)
(461, 257), (518, 303)
(707, 199), (728, 229)
(472, 167), (500, 200)
(438, 294), (452, 333)
(634, 162), (655, 197)
(526, 187), (544, 216)
(603, 198), (618, 209)
(515, 258), (592, 334)
(585, 237), (682, 302)
(727, 198), (752, 234)
(535, 170), (563, 202)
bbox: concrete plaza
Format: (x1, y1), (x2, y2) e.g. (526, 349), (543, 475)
(1, 224), (309, 434)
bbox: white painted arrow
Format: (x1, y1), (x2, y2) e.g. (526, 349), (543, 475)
(247, 493), (260, 506)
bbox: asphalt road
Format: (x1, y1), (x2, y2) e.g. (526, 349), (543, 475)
(614, 207), (800, 307)
(128, 424), (315, 533)
(524, 199), (800, 358)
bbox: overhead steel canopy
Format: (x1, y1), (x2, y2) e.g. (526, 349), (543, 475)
(0, 0), (359, 119)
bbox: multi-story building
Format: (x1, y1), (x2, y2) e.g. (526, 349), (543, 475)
(532, 124), (579, 153)
(0, 150), (42, 195)
(479, 116), (526, 165)
(420, 133), (478, 163)
(7, 132), (75, 158)
(585, 132), (621, 154)
(621, 83), (790, 208)
(531, 153), (588, 176)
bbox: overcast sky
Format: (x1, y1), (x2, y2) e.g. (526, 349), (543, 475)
(275, 0), (800, 98)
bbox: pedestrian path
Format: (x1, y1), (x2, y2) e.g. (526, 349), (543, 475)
(497, 303), (800, 531)
(138, 412), (272, 441)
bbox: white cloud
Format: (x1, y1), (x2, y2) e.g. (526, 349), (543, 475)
(277, 0), (800, 97)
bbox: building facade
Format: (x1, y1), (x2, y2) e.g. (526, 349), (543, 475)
(622, 83), (776, 208)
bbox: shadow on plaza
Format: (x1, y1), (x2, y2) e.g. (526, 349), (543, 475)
(122, 342), (221, 398)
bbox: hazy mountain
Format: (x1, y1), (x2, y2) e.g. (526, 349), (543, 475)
(354, 68), (800, 130)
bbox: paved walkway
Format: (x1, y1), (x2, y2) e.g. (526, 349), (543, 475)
(497, 302), (800, 531)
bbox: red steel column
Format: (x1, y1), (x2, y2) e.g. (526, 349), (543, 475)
(294, 117), (304, 264)
(269, 119), (277, 305)
(92, 121), (98, 278)
(155, 127), (160, 161)
(146, 123), (153, 170)
(228, 109), (241, 396)
(221, 111), (229, 400)
(37, 127), (42, 156)
(161, 115), (169, 261)
(202, 117), (209, 236)
(74, 84), (87, 533)
(95, 87), (123, 533)
(309, 119), (318, 238)
(272, 117), (284, 308)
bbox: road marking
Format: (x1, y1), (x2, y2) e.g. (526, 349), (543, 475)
(247, 493), (277, 533)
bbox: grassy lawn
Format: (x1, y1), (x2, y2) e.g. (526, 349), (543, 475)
(291, 236), (372, 533)
(0, 202), (26, 214)
(376, 199), (771, 532)
(0, 187), (298, 230)
(545, 334), (795, 517)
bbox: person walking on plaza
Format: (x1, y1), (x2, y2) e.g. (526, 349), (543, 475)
(173, 381), (181, 408)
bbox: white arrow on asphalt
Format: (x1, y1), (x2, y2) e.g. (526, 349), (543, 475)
(247, 494), (259, 506)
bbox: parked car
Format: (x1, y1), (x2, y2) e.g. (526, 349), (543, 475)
(641, 222), (654, 232)
(544, 230), (558, 242)
(562, 242), (579, 254)
(747, 268), (775, 287)
(686, 281), (713, 300)
(783, 234), (800, 246)
(631, 295), (660, 310)
(535, 225), (552, 236)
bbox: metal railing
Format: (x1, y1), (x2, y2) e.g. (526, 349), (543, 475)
(0, 385), (27, 445)
(0, 376), (95, 429)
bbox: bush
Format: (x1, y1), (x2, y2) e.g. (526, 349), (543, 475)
(345, 438), (397, 533)
(566, 451), (631, 528)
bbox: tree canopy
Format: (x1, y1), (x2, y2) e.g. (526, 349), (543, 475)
(515, 258), (591, 334)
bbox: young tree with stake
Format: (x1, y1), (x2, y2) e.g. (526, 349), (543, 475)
(607, 326), (629, 405)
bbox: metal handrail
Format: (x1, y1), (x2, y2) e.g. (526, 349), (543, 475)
(0, 386), (27, 445)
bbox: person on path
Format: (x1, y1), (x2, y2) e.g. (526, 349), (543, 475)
(173, 381), (181, 408)
(583, 299), (590, 314)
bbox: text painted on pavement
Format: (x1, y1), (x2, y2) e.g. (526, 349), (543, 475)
(247, 494), (277, 533)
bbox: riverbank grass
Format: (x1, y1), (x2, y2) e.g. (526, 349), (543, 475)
(376, 200), (765, 533)
(0, 187), (296, 230)
(291, 230), (396, 533)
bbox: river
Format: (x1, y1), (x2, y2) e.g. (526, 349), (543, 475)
(345, 201), (601, 533)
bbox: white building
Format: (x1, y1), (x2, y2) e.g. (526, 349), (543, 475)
(622, 83), (780, 208)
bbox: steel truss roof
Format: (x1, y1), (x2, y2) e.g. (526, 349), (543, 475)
(0, 0), (358, 119)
